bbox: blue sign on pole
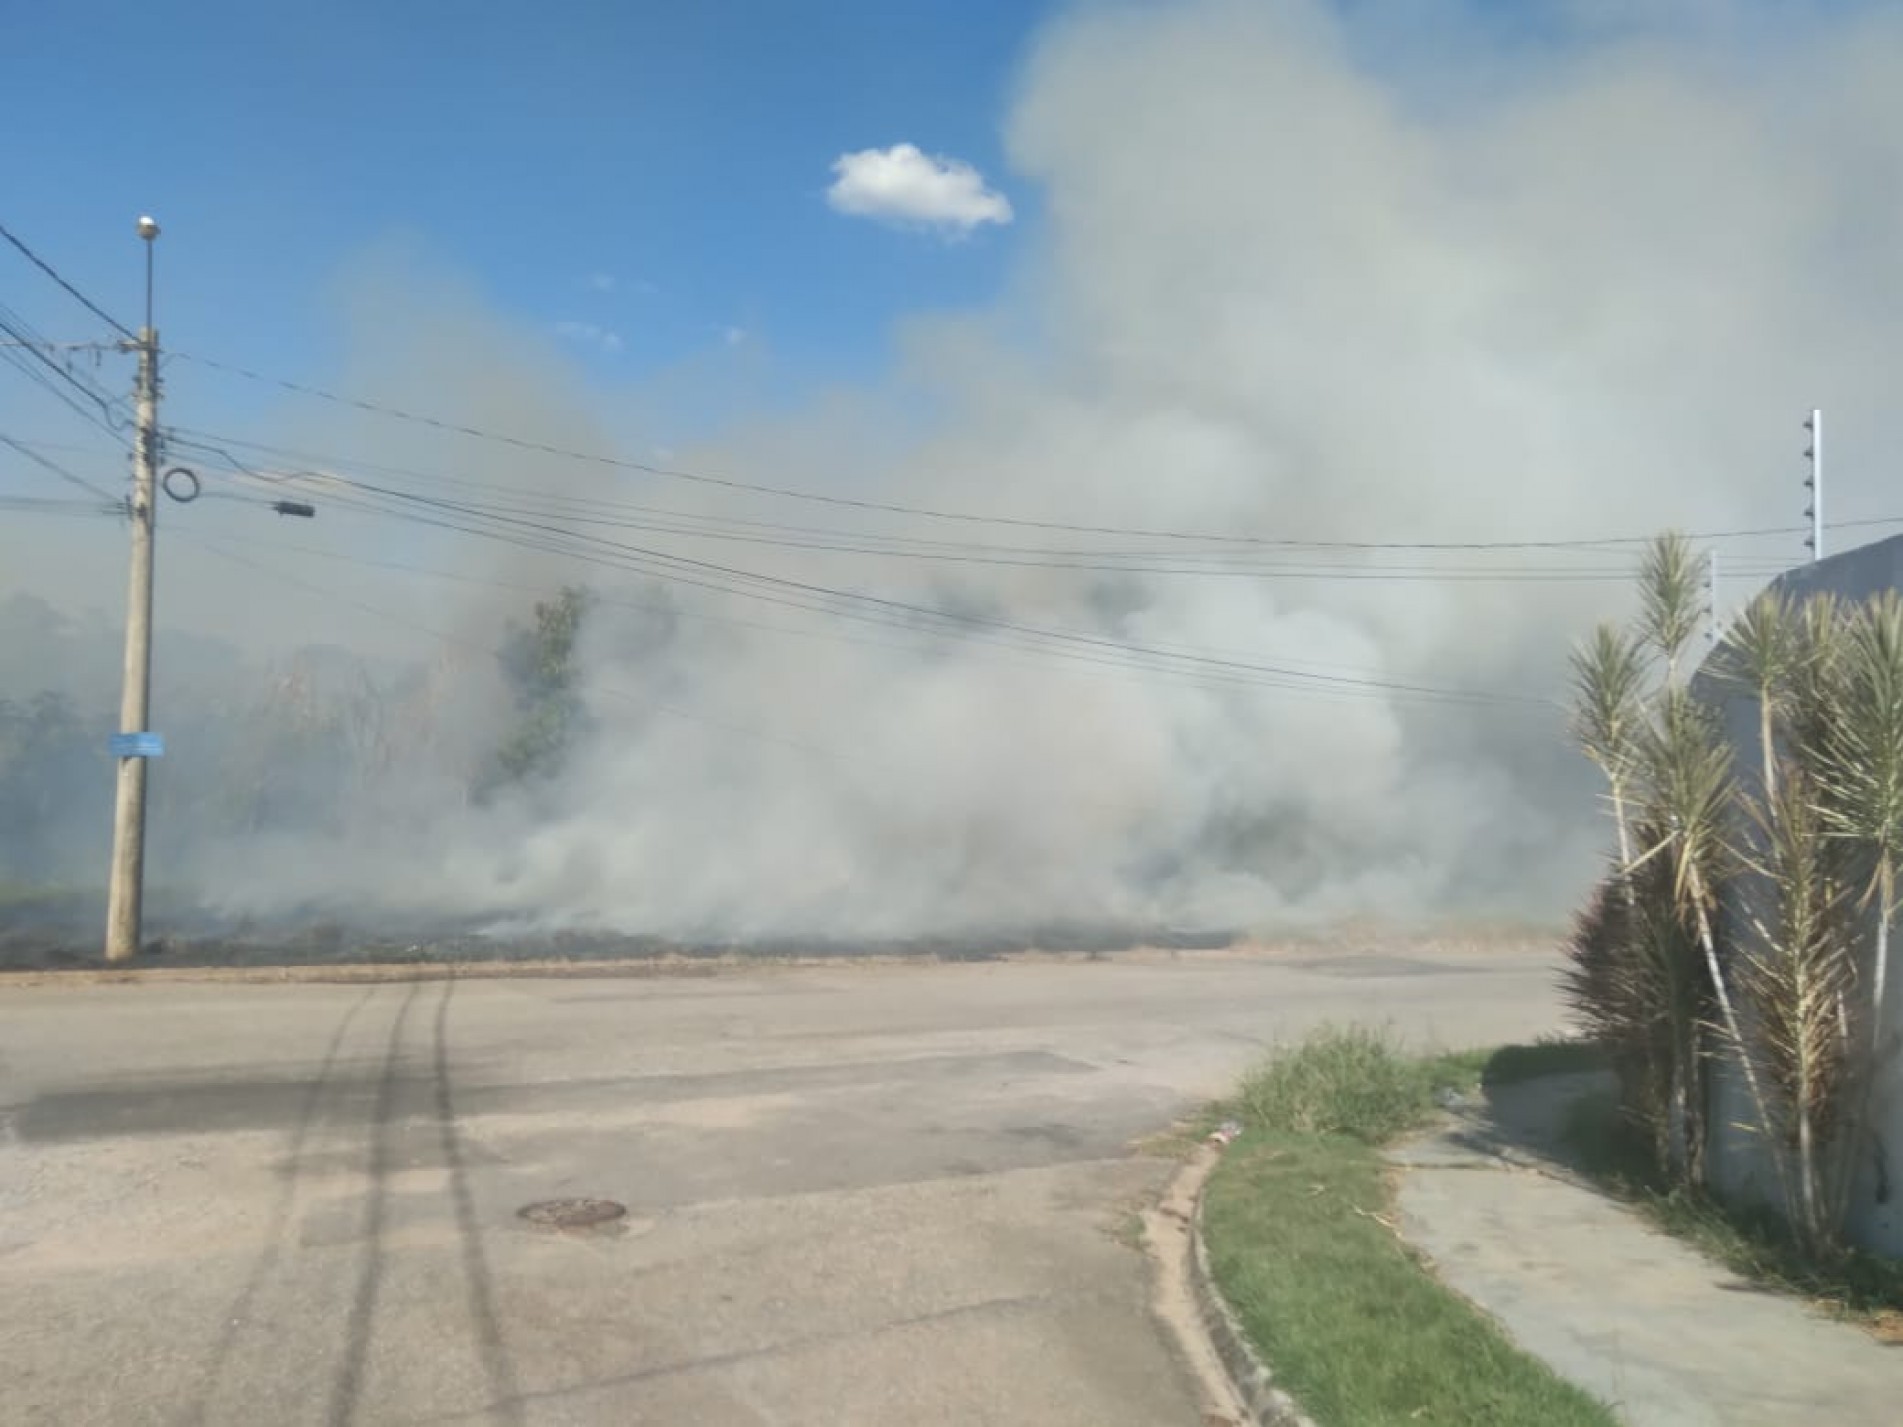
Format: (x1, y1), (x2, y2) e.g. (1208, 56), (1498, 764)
(108, 732), (165, 759)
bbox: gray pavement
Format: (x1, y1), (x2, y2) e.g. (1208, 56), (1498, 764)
(0, 944), (1563, 1426)
(1393, 1073), (1903, 1426)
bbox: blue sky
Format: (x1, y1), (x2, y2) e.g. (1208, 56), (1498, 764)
(4, 0), (1882, 502)
(5, 0), (1047, 441)
(4, 0), (1848, 447)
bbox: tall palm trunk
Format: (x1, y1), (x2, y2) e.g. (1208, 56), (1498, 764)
(1760, 697), (1778, 807)
(1611, 781), (1635, 908)
(1688, 861), (1789, 1208)
(1873, 881), (1893, 1062)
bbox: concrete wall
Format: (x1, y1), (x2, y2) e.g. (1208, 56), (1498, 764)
(1700, 533), (1903, 1257)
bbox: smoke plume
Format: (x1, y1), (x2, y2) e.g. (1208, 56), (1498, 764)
(11, 0), (1903, 942)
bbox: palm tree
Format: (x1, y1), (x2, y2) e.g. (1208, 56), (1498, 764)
(1636, 681), (1785, 1198)
(1571, 623), (1647, 877)
(1563, 534), (1730, 1186)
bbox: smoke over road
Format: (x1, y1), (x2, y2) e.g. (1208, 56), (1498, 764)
(9, 0), (1903, 944)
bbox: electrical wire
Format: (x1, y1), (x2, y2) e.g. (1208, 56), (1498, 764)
(187, 448), (1555, 710)
(179, 523), (1493, 700)
(0, 304), (133, 439)
(336, 480), (1778, 582)
(0, 221), (138, 340)
(0, 346), (132, 442)
(169, 350), (1818, 555)
(0, 431), (120, 502)
(0, 495), (118, 517)
(0, 237), (1849, 560)
(161, 429), (1818, 582)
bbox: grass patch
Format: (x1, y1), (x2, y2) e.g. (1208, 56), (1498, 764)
(1203, 1027), (1615, 1426)
(1234, 1023), (1483, 1144)
(1562, 1090), (1903, 1324)
(1205, 1132), (1612, 1425)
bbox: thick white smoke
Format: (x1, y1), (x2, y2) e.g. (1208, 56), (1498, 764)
(23, 0), (1903, 941)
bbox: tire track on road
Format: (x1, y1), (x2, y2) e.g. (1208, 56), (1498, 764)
(327, 979), (423, 1427)
(191, 983), (378, 1426)
(431, 972), (525, 1425)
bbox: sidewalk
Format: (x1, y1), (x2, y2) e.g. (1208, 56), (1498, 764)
(1389, 1074), (1903, 1426)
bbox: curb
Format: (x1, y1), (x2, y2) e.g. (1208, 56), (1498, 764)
(1185, 1159), (1317, 1427)
(1149, 1145), (1316, 1427)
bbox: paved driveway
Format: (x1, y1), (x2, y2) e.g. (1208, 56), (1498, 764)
(0, 945), (1563, 1425)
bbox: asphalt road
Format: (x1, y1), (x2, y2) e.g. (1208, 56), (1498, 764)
(0, 943), (1565, 1426)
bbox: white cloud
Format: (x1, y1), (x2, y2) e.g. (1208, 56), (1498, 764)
(553, 320), (623, 354)
(721, 325), (746, 347)
(826, 142), (1013, 234)
(586, 272), (616, 293)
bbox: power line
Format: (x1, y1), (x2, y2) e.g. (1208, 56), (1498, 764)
(264, 470), (1647, 580)
(0, 431), (120, 502)
(169, 350), (1811, 555)
(330, 474), (1726, 584)
(0, 221), (138, 340)
(164, 428), (1829, 580)
(192, 450), (1552, 709)
(0, 344), (131, 441)
(0, 494), (118, 516)
(313, 488), (1503, 704)
(163, 429), (1643, 571)
(203, 459), (1503, 705)
(0, 304), (132, 435)
(0, 434), (129, 457)
(184, 523), (1481, 697)
(321, 483), (1524, 701)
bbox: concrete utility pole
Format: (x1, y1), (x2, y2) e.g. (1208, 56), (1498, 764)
(1804, 408), (1824, 563)
(104, 216), (162, 963)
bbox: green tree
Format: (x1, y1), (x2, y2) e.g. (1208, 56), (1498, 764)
(485, 586), (592, 792)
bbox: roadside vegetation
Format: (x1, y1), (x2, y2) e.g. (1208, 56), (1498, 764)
(1200, 1026), (1616, 1427)
(0, 882), (89, 911)
(1564, 533), (1903, 1271)
(481, 584), (593, 795)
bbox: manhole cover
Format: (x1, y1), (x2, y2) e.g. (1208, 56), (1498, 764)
(517, 1198), (628, 1230)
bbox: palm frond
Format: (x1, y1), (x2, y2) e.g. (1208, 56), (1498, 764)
(1816, 592), (1903, 870)
(1712, 591), (1798, 698)
(1570, 622), (1647, 777)
(1639, 532), (1704, 680)
(1712, 591), (1801, 803)
(1638, 683), (1736, 912)
(1786, 593), (1848, 777)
